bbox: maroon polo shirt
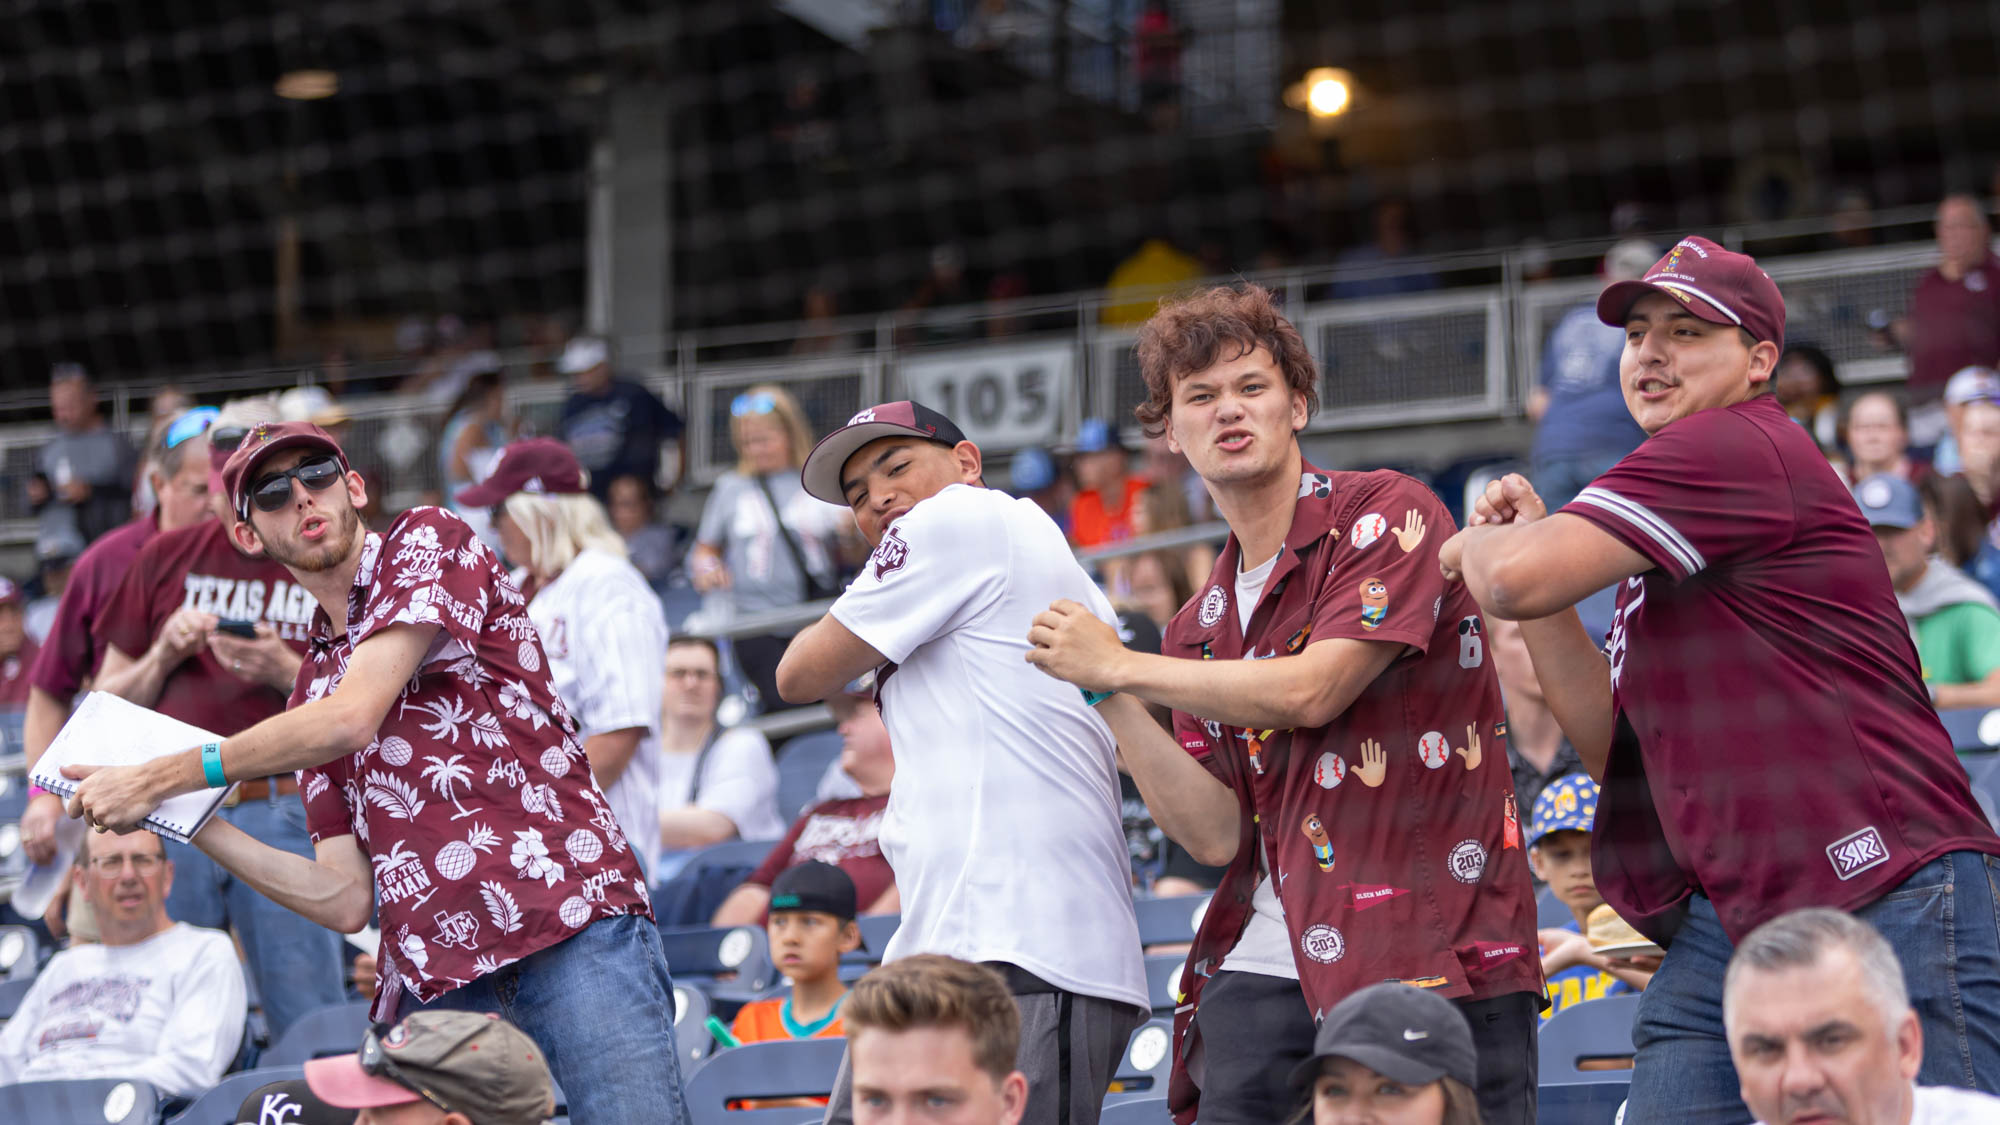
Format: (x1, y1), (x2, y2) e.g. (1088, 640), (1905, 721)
(1161, 465), (1540, 1121)
(94, 520), (314, 738)
(1906, 254), (2000, 399)
(1565, 393), (2000, 944)
(27, 514), (159, 701)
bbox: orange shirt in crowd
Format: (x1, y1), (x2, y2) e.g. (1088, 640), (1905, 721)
(1070, 478), (1149, 548)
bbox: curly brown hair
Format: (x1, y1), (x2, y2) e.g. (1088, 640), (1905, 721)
(1132, 283), (1319, 438)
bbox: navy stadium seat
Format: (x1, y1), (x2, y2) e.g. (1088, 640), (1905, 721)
(844, 914), (899, 967)
(1536, 884), (1573, 929)
(1105, 1018), (1173, 1102)
(1536, 1081), (1630, 1125)
(1938, 708), (2000, 752)
(1538, 993), (1641, 1081)
(260, 999), (372, 1067)
(657, 924), (778, 996)
(1099, 1097), (1174, 1124)
(776, 730), (844, 820)
(0, 1077), (159, 1124)
(682, 1037), (848, 1125)
(674, 982), (717, 1070)
(1131, 894), (1208, 948)
(164, 1066), (306, 1125)
(0, 976), (33, 1020)
(1142, 954), (1186, 1015)
(0, 925), (40, 980)
(676, 837), (784, 881)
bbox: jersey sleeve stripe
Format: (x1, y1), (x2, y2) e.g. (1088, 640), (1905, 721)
(1570, 486), (1707, 576)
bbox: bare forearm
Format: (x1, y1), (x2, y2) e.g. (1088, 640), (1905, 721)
(192, 820), (373, 932)
(582, 728), (643, 791)
(1518, 610), (1615, 777)
(659, 806), (740, 849)
(24, 687), (66, 767)
(93, 646), (176, 708)
(1109, 646), (1391, 732)
(141, 697), (377, 807)
(712, 884), (771, 927)
(1935, 675), (2000, 711)
(1102, 694), (1241, 867)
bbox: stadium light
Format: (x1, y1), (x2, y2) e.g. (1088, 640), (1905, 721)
(1285, 68), (1355, 119)
(275, 69), (339, 100)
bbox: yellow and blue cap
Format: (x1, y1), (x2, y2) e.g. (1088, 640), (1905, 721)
(1529, 773), (1600, 848)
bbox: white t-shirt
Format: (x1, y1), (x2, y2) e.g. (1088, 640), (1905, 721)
(527, 548), (668, 878)
(654, 725), (786, 878)
(0, 923), (246, 1096)
(1219, 549), (1299, 979)
(1752, 1084), (2000, 1125)
(831, 483), (1147, 1010)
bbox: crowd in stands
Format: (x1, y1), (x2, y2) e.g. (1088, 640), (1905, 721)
(1, 192), (1999, 1125)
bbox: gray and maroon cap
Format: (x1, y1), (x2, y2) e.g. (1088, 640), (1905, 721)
(1596, 235), (1787, 349)
(801, 401), (969, 505)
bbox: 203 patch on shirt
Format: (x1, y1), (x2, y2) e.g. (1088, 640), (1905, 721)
(1826, 826), (1891, 881)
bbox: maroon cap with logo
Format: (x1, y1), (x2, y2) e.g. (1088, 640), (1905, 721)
(221, 421), (350, 521)
(454, 438), (590, 507)
(1595, 235), (1787, 349)
(801, 401), (970, 505)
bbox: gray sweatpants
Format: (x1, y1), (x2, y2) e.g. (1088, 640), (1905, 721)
(823, 985), (1147, 1125)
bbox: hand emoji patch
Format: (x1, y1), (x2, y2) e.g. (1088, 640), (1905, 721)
(1392, 509), (1426, 552)
(1455, 724), (1481, 770)
(1354, 738), (1387, 788)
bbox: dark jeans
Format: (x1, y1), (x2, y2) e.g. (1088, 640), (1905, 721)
(1193, 970), (1539, 1125)
(1624, 851), (2000, 1123)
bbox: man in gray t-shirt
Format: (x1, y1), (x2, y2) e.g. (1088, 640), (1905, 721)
(33, 367), (136, 546)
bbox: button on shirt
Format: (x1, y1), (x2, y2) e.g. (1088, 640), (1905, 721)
(829, 483), (1147, 1011)
(293, 508), (652, 1020)
(1563, 395), (2000, 943)
(1164, 466), (1541, 1100)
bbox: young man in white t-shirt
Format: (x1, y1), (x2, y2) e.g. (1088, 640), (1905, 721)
(778, 401), (1148, 1125)
(0, 830), (245, 1097)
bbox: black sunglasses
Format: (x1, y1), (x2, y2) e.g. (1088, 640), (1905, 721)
(358, 1025), (458, 1116)
(248, 455), (343, 514)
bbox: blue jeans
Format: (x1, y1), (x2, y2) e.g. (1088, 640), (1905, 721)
(413, 914), (691, 1125)
(1623, 851), (2000, 1124)
(164, 792), (346, 1040)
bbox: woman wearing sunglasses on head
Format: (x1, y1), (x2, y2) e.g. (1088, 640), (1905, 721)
(688, 384), (860, 711)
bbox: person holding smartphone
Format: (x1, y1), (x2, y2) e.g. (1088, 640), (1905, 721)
(85, 405), (344, 1040)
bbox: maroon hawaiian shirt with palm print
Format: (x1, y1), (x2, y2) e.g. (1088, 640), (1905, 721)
(292, 507), (652, 1021)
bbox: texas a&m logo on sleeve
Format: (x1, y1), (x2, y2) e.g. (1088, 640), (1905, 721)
(871, 527), (910, 580)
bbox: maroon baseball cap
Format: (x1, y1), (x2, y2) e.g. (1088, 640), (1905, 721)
(454, 438), (589, 507)
(1596, 235), (1786, 348)
(221, 421), (350, 521)
(801, 401), (970, 505)
(0, 577), (22, 608)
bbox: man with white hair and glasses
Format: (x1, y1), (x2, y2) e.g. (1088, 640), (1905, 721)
(1724, 908), (2000, 1125)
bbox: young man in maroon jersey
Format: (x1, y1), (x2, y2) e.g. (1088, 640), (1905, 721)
(1029, 284), (1542, 1125)
(1440, 236), (2000, 1122)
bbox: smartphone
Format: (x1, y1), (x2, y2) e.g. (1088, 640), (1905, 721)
(215, 618), (260, 638)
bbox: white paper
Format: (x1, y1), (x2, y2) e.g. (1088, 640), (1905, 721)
(12, 813), (85, 920)
(28, 691), (237, 844)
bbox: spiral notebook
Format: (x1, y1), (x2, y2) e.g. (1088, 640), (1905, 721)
(28, 691), (238, 844)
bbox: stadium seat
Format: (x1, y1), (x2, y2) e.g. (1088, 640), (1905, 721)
(658, 584), (704, 633)
(1131, 894), (1209, 948)
(0, 1077), (159, 1124)
(1538, 993), (1641, 1081)
(1960, 752), (2000, 831)
(164, 1066), (306, 1125)
(1099, 1096), (1174, 1124)
(1143, 954), (1187, 1014)
(260, 999), (372, 1067)
(0, 976), (32, 1020)
(682, 1037), (848, 1124)
(1536, 1080), (1630, 1125)
(676, 837), (785, 880)
(674, 983), (717, 1070)
(1938, 709), (2000, 752)
(657, 924), (778, 997)
(846, 914), (899, 966)
(776, 730), (844, 820)
(1536, 884), (1572, 929)
(0, 925), (39, 980)
(1105, 1018), (1173, 1102)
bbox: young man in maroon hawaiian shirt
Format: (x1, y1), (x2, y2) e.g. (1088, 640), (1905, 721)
(1029, 284), (1542, 1125)
(1441, 237), (2000, 1122)
(62, 422), (690, 1125)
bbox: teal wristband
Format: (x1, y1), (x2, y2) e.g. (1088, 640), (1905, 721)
(201, 741), (228, 788)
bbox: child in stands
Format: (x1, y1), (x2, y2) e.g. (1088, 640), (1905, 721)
(731, 861), (864, 1045)
(1531, 774), (1656, 1021)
